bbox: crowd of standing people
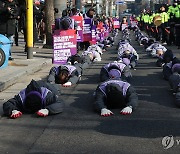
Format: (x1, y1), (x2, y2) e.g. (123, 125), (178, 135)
(0, 0), (46, 58)
(136, 0), (180, 48)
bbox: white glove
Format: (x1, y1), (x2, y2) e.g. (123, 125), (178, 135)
(62, 81), (72, 87)
(101, 108), (113, 117)
(11, 110), (22, 119)
(94, 57), (101, 62)
(37, 109), (49, 117)
(120, 106), (132, 115)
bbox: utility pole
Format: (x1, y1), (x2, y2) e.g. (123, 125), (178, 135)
(26, 0), (33, 59)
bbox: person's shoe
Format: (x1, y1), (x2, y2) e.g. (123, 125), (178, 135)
(8, 57), (14, 61)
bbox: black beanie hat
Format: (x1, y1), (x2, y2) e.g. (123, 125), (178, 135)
(24, 91), (42, 113)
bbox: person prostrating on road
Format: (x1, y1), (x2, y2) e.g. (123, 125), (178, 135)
(3, 80), (64, 119)
(93, 79), (138, 116)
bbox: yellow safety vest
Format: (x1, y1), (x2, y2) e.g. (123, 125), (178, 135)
(161, 12), (169, 23)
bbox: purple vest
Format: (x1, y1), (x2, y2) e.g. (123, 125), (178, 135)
(172, 63), (180, 73)
(104, 62), (126, 73)
(18, 87), (51, 108)
(99, 80), (130, 96)
(62, 65), (76, 76)
(55, 65), (76, 76)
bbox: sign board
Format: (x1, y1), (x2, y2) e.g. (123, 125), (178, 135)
(71, 16), (83, 42)
(53, 29), (77, 64)
(83, 18), (92, 42)
(113, 18), (120, 29)
(90, 25), (97, 45)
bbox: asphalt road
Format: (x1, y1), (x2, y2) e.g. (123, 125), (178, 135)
(0, 32), (180, 154)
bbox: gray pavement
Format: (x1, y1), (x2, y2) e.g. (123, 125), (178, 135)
(0, 32), (180, 154)
(0, 41), (53, 91)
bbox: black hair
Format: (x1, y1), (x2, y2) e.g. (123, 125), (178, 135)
(58, 69), (69, 84)
(71, 7), (77, 15)
(106, 84), (126, 108)
(24, 94), (42, 113)
(163, 49), (174, 63)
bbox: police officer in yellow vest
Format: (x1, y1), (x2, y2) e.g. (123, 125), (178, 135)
(153, 11), (161, 41)
(140, 11), (145, 31)
(143, 10), (150, 34)
(159, 6), (169, 44)
(148, 11), (154, 37)
(168, 2), (177, 45)
(174, 1), (180, 48)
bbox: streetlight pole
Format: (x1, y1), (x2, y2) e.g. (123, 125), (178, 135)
(26, 0), (33, 59)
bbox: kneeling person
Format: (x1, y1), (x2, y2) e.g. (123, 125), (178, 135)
(3, 80), (65, 119)
(100, 61), (132, 82)
(47, 64), (82, 87)
(94, 79), (138, 116)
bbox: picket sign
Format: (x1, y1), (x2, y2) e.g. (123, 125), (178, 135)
(53, 29), (77, 64)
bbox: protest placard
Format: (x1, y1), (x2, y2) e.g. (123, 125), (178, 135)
(53, 29), (77, 64)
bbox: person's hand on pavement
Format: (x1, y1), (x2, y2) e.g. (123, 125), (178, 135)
(62, 82), (72, 87)
(36, 109), (49, 117)
(101, 108), (113, 117)
(120, 106), (132, 115)
(11, 110), (22, 119)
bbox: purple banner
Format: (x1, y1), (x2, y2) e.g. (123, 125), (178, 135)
(83, 18), (92, 42)
(91, 25), (97, 44)
(71, 16), (83, 42)
(77, 30), (83, 42)
(53, 29), (77, 64)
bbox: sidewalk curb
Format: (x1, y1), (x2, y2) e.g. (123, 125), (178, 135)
(0, 58), (52, 92)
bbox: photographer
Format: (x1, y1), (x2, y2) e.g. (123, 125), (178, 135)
(0, 0), (19, 60)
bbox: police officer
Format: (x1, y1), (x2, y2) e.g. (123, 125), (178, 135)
(143, 10), (150, 34)
(167, 2), (177, 45)
(159, 6), (169, 44)
(174, 1), (180, 48)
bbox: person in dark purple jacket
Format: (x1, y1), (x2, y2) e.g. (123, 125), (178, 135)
(100, 61), (132, 82)
(94, 79), (138, 116)
(3, 80), (64, 119)
(47, 64), (82, 87)
(162, 59), (180, 80)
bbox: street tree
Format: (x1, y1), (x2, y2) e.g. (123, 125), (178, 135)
(44, 0), (54, 48)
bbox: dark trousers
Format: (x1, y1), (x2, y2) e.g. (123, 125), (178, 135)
(175, 24), (180, 46)
(169, 23), (175, 45)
